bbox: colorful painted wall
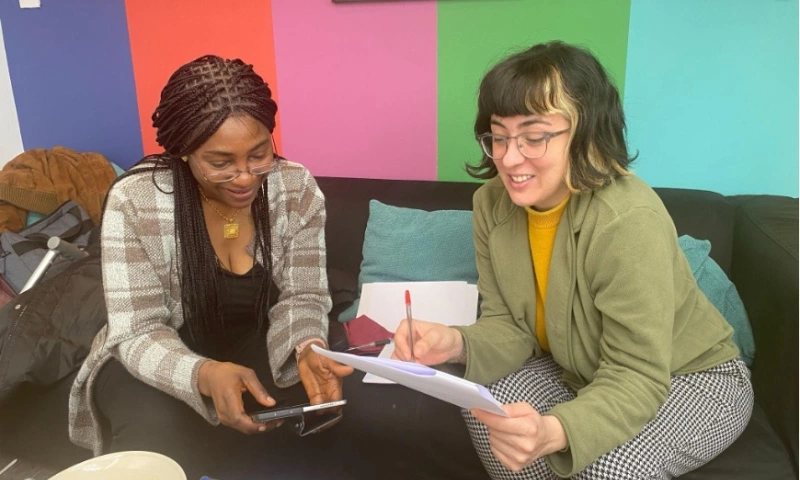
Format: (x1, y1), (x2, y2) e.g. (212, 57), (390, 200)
(0, 0), (797, 196)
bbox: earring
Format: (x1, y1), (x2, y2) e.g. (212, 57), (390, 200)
(181, 156), (188, 162)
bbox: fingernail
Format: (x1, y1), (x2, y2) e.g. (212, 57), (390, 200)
(259, 425), (267, 432)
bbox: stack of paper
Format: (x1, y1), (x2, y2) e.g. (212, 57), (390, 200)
(355, 281), (478, 384)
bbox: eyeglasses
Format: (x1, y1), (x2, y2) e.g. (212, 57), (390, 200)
(190, 154), (280, 184)
(476, 128), (570, 160)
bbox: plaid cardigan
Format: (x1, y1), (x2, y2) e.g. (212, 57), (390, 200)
(68, 160), (331, 454)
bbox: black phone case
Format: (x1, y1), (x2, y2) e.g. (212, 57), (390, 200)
(250, 405), (344, 436)
(291, 411), (343, 436)
(250, 405), (308, 423)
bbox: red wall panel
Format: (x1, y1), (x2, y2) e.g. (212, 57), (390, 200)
(125, 0), (281, 156)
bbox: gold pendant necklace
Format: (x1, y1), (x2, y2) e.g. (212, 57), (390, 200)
(199, 190), (242, 240)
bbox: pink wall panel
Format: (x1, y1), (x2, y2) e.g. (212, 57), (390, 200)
(271, 1), (437, 180)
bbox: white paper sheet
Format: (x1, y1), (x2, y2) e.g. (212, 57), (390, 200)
(362, 343), (396, 384)
(356, 281), (477, 333)
(313, 345), (507, 416)
(18, 0), (41, 8)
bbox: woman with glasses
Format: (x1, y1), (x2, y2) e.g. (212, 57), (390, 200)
(393, 42), (752, 479)
(67, 55), (354, 478)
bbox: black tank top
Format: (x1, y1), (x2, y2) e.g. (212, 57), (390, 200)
(180, 261), (280, 358)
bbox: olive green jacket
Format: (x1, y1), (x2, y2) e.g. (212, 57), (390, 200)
(455, 175), (738, 477)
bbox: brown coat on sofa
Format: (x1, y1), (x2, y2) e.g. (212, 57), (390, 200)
(0, 146), (116, 233)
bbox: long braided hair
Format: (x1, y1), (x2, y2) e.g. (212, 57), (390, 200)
(121, 55), (279, 354)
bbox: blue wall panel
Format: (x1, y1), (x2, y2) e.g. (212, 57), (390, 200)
(624, 0), (798, 196)
(0, 0), (142, 167)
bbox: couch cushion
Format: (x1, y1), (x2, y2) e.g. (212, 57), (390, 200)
(730, 195), (798, 468)
(679, 403), (795, 479)
(654, 188), (735, 277)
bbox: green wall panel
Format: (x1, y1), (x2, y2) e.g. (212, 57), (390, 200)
(437, 1), (632, 182)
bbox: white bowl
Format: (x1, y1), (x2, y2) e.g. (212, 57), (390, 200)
(49, 451), (186, 480)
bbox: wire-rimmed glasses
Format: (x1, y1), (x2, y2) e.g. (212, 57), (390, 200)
(476, 128), (570, 160)
(190, 155), (281, 184)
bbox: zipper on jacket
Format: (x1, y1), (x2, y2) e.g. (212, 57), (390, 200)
(2, 302), (28, 357)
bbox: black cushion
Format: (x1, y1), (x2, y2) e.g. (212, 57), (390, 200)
(0, 371), (89, 470)
(730, 195), (799, 470)
(680, 404), (796, 479)
(653, 188), (735, 276)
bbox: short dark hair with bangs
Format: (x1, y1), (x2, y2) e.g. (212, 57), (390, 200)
(466, 41), (636, 191)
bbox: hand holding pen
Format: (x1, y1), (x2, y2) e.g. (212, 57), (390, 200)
(390, 316), (465, 365)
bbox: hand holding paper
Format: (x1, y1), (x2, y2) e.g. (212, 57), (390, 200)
(471, 403), (569, 472)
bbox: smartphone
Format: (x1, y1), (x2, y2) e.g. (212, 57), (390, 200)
(249, 399), (347, 423)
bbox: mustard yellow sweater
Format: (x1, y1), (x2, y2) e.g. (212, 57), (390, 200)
(526, 194), (570, 352)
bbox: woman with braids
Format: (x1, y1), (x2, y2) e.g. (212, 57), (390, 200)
(393, 42), (753, 479)
(66, 55), (354, 477)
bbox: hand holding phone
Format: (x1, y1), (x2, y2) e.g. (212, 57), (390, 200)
(250, 400), (347, 436)
(198, 360), (278, 435)
(250, 399), (347, 422)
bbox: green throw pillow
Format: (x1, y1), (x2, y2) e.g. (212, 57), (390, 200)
(338, 200), (478, 321)
(678, 235), (756, 366)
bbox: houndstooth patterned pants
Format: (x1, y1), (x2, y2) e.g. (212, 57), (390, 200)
(463, 356), (753, 480)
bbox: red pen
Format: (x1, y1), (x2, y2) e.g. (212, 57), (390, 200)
(405, 290), (415, 362)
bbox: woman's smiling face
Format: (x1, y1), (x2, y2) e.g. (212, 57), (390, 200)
(490, 113), (571, 211)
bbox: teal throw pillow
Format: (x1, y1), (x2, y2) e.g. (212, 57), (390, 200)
(338, 200), (477, 321)
(678, 235), (755, 366)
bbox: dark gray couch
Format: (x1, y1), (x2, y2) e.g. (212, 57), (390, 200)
(1, 177), (797, 479)
(318, 176), (798, 480)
